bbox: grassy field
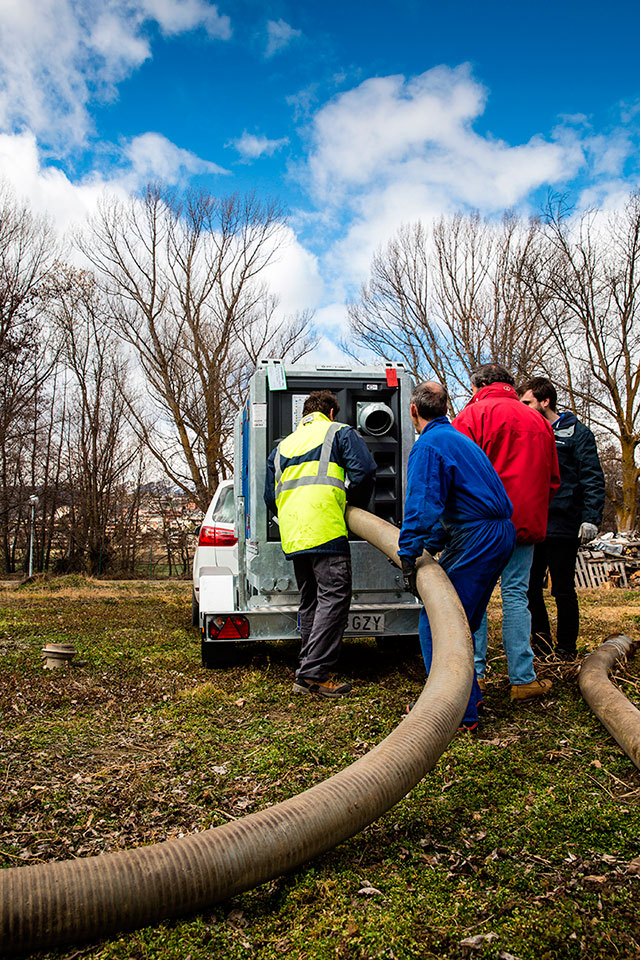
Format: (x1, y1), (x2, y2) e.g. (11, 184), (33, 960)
(1, 578), (639, 960)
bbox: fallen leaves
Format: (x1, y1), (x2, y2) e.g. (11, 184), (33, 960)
(357, 880), (383, 896)
(459, 931), (497, 950)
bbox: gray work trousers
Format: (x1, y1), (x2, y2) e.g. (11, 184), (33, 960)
(293, 553), (352, 681)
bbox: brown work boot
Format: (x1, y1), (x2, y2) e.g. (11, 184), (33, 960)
(292, 676), (353, 698)
(510, 678), (553, 701)
(477, 677), (487, 693)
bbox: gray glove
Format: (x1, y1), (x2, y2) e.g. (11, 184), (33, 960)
(579, 522), (598, 544)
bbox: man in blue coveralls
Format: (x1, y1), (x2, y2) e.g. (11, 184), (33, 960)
(398, 382), (516, 730)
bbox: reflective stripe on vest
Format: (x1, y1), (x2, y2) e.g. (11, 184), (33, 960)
(274, 421), (345, 498)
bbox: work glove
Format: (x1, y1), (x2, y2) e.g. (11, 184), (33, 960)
(579, 522), (598, 544)
(401, 557), (418, 596)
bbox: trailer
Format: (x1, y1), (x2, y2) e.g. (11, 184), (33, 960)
(197, 360), (420, 666)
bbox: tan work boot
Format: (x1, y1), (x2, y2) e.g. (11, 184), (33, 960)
(510, 678), (552, 701)
(292, 676), (353, 698)
(477, 678), (487, 693)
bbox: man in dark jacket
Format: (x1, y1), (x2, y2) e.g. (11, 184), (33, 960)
(453, 363), (560, 701)
(519, 377), (605, 659)
(398, 381), (516, 730)
(264, 390), (377, 698)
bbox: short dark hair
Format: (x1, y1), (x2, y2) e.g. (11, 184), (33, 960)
(470, 363), (515, 389)
(517, 376), (558, 411)
(410, 381), (448, 421)
(302, 390), (340, 418)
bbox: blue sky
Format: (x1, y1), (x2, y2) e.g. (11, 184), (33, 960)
(1, 0), (639, 358)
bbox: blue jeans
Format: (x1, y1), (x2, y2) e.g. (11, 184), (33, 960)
(474, 543), (536, 685)
(419, 518), (516, 724)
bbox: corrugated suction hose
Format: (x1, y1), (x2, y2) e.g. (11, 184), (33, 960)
(579, 633), (640, 770)
(0, 507), (474, 956)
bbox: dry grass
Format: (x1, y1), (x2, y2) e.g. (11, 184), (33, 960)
(0, 574), (188, 601)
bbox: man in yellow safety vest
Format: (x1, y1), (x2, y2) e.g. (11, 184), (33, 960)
(264, 390), (377, 698)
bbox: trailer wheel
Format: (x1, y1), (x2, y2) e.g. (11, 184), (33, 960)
(376, 634), (421, 656)
(201, 640), (236, 668)
(191, 591), (199, 627)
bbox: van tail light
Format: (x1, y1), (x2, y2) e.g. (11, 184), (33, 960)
(198, 525), (238, 547)
(208, 616), (250, 640)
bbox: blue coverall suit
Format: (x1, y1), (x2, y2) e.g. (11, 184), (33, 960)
(398, 417), (516, 724)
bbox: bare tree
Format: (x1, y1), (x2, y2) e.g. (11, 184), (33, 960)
(531, 194), (640, 532)
(0, 183), (56, 357)
(347, 222), (445, 384)
(54, 268), (139, 573)
(232, 293), (315, 398)
(348, 214), (552, 411)
(0, 184), (58, 572)
(431, 212), (552, 390)
(79, 186), (315, 511)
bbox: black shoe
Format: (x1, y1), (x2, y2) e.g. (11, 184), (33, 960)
(532, 632), (554, 657)
(555, 647), (577, 661)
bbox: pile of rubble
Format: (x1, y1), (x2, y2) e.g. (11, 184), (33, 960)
(578, 532), (640, 589)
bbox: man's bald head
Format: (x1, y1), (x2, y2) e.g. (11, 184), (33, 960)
(409, 381), (449, 422)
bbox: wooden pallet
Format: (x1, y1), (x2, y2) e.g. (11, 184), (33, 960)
(575, 551), (628, 588)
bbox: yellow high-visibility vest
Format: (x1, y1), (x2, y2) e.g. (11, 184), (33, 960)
(275, 412), (348, 555)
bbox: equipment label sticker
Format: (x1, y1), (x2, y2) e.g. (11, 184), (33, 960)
(267, 363), (287, 391)
(292, 394), (308, 430)
(252, 403), (267, 428)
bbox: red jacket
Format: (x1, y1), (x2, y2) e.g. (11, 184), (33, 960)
(452, 383), (560, 543)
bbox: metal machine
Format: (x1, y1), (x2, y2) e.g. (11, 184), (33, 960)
(198, 360), (419, 665)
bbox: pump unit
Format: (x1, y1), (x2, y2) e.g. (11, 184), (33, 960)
(197, 361), (420, 665)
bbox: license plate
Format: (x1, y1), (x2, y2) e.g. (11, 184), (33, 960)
(345, 612), (385, 635)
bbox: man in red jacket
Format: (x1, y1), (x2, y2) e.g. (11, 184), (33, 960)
(453, 363), (560, 701)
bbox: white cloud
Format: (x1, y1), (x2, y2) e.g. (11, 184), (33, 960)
(586, 133), (632, 177)
(140, 0), (231, 38)
(310, 303), (352, 362)
(265, 18), (301, 58)
(0, 0), (89, 145)
(307, 65), (582, 206)
(308, 335), (352, 366)
(303, 64), (589, 288)
(0, 130), (228, 233)
(0, 131), (324, 332)
(89, 13), (151, 76)
(0, 0), (232, 147)
(577, 180), (637, 214)
(233, 132), (289, 161)
(0, 131), (125, 232)
(261, 226), (324, 317)
(307, 67), (482, 198)
(314, 302), (349, 335)
(123, 132), (230, 184)
(300, 66), (640, 348)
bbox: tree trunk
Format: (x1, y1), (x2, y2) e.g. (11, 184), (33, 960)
(617, 437), (639, 532)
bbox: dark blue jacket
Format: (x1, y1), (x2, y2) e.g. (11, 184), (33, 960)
(398, 417), (513, 560)
(547, 412), (605, 538)
(264, 423), (377, 555)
